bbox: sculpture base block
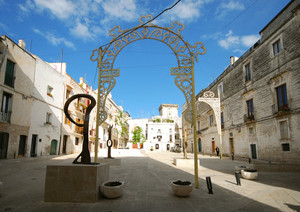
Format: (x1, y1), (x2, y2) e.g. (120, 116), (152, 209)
(98, 158), (121, 166)
(173, 158), (200, 167)
(44, 163), (109, 202)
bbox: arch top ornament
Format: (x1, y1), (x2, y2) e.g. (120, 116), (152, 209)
(90, 15), (206, 70)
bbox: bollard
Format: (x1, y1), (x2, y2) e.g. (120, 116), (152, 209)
(235, 172), (241, 186)
(206, 177), (213, 194)
(248, 158), (251, 164)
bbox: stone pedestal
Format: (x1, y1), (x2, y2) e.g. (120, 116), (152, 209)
(97, 158), (121, 166)
(44, 163), (109, 203)
(173, 158), (200, 167)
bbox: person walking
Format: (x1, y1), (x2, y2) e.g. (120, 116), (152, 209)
(215, 146), (220, 156)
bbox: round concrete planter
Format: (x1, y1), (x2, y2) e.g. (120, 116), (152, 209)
(241, 169), (258, 180)
(100, 181), (125, 199)
(235, 165), (248, 173)
(170, 180), (193, 197)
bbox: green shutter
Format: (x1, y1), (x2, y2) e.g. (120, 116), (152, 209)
(4, 60), (15, 87)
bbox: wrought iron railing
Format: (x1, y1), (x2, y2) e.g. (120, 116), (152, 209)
(0, 111), (11, 123)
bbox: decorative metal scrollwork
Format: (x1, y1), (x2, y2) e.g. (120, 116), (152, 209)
(91, 14), (206, 127)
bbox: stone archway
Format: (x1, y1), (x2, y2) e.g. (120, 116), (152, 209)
(197, 91), (223, 158)
(91, 15), (206, 188)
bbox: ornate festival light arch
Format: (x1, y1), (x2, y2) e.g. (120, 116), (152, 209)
(90, 15), (206, 188)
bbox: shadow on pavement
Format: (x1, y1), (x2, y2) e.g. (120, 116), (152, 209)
(0, 152), (295, 211)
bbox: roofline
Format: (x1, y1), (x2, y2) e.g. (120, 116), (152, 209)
(259, 0), (294, 34)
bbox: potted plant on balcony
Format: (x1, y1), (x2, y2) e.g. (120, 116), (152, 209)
(241, 168), (258, 180)
(100, 181), (125, 199)
(170, 180), (193, 197)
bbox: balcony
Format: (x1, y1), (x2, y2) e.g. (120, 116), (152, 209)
(272, 104), (291, 116)
(244, 113), (255, 123)
(0, 111), (11, 123)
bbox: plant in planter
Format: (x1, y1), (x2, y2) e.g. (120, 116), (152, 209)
(241, 169), (258, 180)
(100, 181), (125, 199)
(170, 180), (193, 197)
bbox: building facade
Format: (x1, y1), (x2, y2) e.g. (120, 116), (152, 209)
(183, 0), (300, 163)
(128, 104), (182, 151)
(0, 36), (36, 159)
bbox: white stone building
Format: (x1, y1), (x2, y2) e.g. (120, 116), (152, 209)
(0, 36), (35, 159)
(128, 104), (182, 151)
(28, 57), (64, 157)
(183, 0), (300, 163)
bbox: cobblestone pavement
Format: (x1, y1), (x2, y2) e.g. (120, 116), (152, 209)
(0, 149), (300, 212)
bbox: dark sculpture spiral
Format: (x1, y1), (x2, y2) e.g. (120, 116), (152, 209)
(64, 94), (96, 164)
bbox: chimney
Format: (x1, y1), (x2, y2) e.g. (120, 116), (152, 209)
(18, 39), (26, 49)
(230, 56), (239, 66)
(230, 56), (234, 65)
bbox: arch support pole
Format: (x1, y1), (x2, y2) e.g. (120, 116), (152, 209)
(191, 53), (199, 189)
(94, 47), (103, 163)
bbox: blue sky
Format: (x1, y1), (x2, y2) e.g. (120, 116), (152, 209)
(0, 0), (291, 119)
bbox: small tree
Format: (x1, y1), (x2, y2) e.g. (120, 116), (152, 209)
(115, 111), (129, 148)
(132, 126), (145, 144)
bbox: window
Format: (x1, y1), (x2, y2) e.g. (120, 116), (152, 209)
(249, 127), (254, 135)
(279, 120), (289, 139)
(245, 63), (251, 82)
(66, 89), (71, 99)
(1, 92), (12, 122)
(47, 86), (53, 97)
(75, 137), (79, 145)
(246, 99), (254, 118)
(281, 143), (290, 151)
(64, 110), (71, 125)
(209, 115), (214, 126)
(221, 112), (224, 129)
(46, 113), (52, 124)
(4, 59), (15, 87)
(276, 84), (288, 111)
(273, 39), (281, 55)
(197, 121), (200, 131)
(218, 83), (223, 96)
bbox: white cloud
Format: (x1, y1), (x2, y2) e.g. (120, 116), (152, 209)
(218, 30), (260, 50)
(241, 34), (260, 47)
(33, 0), (76, 19)
(215, 0), (245, 18)
(33, 28), (76, 49)
(159, 0), (210, 23)
(218, 30), (239, 49)
(102, 0), (138, 21)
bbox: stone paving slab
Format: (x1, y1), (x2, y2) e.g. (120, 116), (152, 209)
(0, 149), (300, 212)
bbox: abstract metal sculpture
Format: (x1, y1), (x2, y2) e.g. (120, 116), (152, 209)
(64, 94), (96, 164)
(106, 125), (113, 159)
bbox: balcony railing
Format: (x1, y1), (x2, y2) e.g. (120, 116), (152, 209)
(0, 111), (11, 123)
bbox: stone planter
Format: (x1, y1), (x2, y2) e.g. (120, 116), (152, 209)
(241, 169), (258, 180)
(170, 180), (193, 197)
(235, 165), (248, 173)
(100, 181), (125, 199)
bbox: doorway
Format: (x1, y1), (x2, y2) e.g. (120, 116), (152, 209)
(30, 134), (38, 157)
(0, 132), (9, 159)
(50, 140), (57, 155)
(62, 135), (68, 154)
(198, 138), (201, 152)
(211, 140), (215, 154)
(229, 138), (234, 154)
(167, 144), (170, 151)
(250, 144), (257, 159)
(18, 135), (27, 157)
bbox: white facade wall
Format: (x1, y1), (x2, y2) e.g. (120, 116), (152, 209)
(0, 36), (35, 159)
(28, 57), (64, 156)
